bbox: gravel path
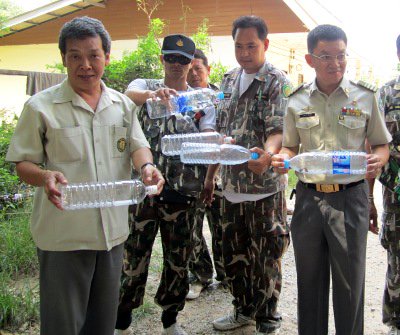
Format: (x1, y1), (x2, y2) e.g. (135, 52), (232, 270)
(127, 182), (389, 335)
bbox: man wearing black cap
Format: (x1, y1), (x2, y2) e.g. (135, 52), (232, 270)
(114, 34), (216, 335)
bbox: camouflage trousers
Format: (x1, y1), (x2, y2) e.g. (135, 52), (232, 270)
(381, 189), (400, 327)
(188, 189), (226, 284)
(222, 191), (289, 327)
(117, 194), (196, 319)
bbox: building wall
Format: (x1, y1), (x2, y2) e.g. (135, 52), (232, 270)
(0, 33), (315, 115)
(0, 0), (307, 46)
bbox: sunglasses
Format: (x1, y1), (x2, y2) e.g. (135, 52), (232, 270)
(163, 54), (192, 65)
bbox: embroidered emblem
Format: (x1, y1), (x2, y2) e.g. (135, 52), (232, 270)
(282, 84), (293, 98)
(117, 138), (127, 152)
(176, 39), (184, 47)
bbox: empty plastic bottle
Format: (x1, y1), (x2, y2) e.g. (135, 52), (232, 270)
(60, 180), (158, 210)
(284, 151), (367, 175)
(146, 88), (224, 119)
(161, 132), (233, 156)
(180, 143), (259, 165)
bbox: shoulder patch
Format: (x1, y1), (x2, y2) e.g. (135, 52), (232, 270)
(287, 83), (305, 97)
(355, 80), (378, 93)
(282, 83), (293, 98)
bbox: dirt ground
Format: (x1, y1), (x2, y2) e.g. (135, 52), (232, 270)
(124, 182), (390, 335)
(1, 183), (390, 335)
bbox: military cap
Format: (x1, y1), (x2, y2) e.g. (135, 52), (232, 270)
(161, 34), (195, 59)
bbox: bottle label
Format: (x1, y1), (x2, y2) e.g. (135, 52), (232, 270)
(332, 153), (350, 174)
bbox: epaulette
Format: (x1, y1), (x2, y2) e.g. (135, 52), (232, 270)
(354, 80), (378, 93)
(287, 83), (305, 97)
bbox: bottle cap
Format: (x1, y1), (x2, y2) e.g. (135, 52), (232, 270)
(223, 136), (233, 144)
(250, 152), (259, 160)
(284, 160), (290, 169)
(145, 185), (158, 195)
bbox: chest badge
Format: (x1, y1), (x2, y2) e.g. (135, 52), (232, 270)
(117, 138), (127, 152)
(341, 100), (362, 117)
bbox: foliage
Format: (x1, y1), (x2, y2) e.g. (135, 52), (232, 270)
(0, 206), (39, 330)
(209, 61), (228, 86)
(136, 0), (163, 25)
(191, 19), (228, 86)
(103, 18), (164, 92)
(45, 62), (66, 74)
(191, 18), (212, 54)
(0, 0), (23, 36)
(0, 275), (39, 331)
(0, 109), (26, 213)
(287, 169), (298, 193)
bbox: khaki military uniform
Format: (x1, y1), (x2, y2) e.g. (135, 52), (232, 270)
(283, 77), (391, 335)
(6, 79), (149, 251)
(379, 75), (400, 328)
(6, 79), (150, 335)
(117, 79), (215, 329)
(216, 61), (291, 333)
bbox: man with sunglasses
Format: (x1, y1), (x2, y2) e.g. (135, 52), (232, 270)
(272, 24), (391, 335)
(369, 34), (400, 335)
(114, 34), (216, 335)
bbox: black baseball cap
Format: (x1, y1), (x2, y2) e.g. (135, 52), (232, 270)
(161, 34), (195, 59)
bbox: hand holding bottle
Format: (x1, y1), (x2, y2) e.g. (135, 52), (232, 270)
(43, 169), (68, 210)
(247, 147), (274, 175)
(271, 153), (291, 174)
(140, 163), (165, 195)
(365, 152), (384, 179)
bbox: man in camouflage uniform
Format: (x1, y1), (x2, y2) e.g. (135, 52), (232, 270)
(371, 34), (400, 335)
(186, 49), (227, 300)
(203, 16), (291, 334)
(114, 35), (216, 335)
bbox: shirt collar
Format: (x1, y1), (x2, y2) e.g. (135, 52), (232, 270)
(52, 78), (122, 111)
(309, 77), (350, 97)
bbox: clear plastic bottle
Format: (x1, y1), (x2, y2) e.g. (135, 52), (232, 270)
(146, 88), (224, 119)
(60, 180), (158, 210)
(161, 132), (233, 156)
(180, 143), (259, 165)
(284, 151), (367, 175)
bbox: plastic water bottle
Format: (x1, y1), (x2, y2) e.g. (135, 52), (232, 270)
(180, 143), (259, 165)
(161, 132), (233, 156)
(60, 180), (158, 210)
(284, 151), (367, 175)
(146, 88), (224, 119)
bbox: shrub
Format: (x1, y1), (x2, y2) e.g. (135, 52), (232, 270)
(103, 18), (164, 92)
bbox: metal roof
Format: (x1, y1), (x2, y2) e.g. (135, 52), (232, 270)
(0, 0), (105, 39)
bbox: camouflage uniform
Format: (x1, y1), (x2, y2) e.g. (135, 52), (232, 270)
(188, 188), (225, 284)
(379, 75), (400, 328)
(216, 61), (291, 332)
(116, 79), (209, 328)
(188, 82), (226, 285)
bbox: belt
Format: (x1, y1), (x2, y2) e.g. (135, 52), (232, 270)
(300, 180), (364, 193)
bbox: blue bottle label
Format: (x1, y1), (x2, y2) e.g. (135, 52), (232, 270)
(332, 153), (350, 174)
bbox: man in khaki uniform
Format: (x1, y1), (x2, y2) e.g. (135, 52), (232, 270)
(272, 24), (391, 335)
(6, 17), (163, 335)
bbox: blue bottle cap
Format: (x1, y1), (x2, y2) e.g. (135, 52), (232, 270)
(283, 160), (290, 169)
(217, 92), (224, 100)
(251, 152), (259, 160)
